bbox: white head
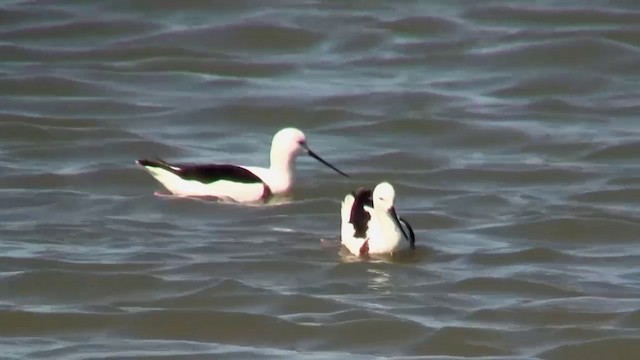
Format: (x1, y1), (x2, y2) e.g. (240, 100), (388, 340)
(271, 128), (307, 162)
(372, 182), (396, 211)
(269, 127), (349, 177)
(372, 181), (410, 240)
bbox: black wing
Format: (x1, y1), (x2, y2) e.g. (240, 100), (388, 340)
(137, 159), (263, 184)
(398, 217), (415, 249)
(349, 188), (373, 238)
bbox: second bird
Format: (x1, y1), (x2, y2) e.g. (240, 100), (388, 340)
(341, 182), (415, 256)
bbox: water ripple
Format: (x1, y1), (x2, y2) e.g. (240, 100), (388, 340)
(1, 1), (639, 359)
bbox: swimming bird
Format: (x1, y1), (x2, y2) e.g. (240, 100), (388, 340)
(136, 127), (349, 203)
(340, 182), (415, 256)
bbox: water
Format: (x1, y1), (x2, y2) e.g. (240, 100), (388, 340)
(1, 0), (640, 359)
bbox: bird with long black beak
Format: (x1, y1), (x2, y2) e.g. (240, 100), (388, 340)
(340, 182), (415, 256)
(136, 127), (348, 203)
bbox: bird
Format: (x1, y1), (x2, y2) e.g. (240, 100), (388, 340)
(340, 182), (415, 256)
(136, 127), (349, 203)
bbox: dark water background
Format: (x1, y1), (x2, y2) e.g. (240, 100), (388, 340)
(1, 0), (640, 359)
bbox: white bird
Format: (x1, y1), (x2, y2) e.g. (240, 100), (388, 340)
(136, 127), (348, 203)
(340, 182), (415, 256)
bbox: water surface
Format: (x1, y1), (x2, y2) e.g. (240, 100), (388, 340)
(1, 0), (640, 359)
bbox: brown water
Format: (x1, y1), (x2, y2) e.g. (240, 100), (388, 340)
(1, 1), (640, 359)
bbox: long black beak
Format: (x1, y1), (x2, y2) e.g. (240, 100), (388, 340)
(399, 217), (416, 249)
(389, 206), (409, 240)
(304, 144), (349, 177)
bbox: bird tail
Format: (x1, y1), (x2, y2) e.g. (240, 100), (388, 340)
(341, 192), (355, 223)
(135, 158), (178, 172)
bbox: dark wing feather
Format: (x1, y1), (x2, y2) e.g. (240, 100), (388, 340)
(137, 159), (263, 184)
(398, 217), (416, 249)
(349, 188), (373, 238)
